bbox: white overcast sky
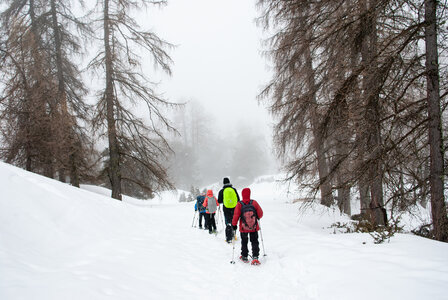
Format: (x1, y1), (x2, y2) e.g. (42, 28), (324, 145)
(144, 0), (274, 137)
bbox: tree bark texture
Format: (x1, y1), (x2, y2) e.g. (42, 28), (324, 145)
(50, 0), (80, 186)
(361, 0), (386, 226)
(425, 0), (448, 241)
(104, 0), (122, 200)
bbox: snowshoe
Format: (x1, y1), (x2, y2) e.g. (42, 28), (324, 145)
(239, 256), (249, 263)
(251, 257), (261, 265)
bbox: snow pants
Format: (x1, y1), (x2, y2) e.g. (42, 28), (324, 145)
(205, 213), (216, 233)
(199, 212), (207, 228)
(223, 206), (235, 225)
(240, 231), (259, 258)
(225, 225), (234, 242)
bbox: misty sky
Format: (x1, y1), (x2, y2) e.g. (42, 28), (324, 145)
(145, 0), (274, 138)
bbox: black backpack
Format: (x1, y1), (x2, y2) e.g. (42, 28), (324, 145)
(240, 200), (258, 231)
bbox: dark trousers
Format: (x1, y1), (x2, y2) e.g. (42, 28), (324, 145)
(223, 206), (235, 225)
(205, 213), (216, 232)
(240, 231), (259, 258)
(199, 212), (207, 228)
(225, 224), (234, 242)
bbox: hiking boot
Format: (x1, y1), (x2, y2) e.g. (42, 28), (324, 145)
(199, 225), (203, 229)
(239, 256), (249, 263)
(209, 230), (213, 234)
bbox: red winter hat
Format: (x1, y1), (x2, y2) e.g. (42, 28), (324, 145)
(242, 188), (251, 201)
(206, 190), (214, 197)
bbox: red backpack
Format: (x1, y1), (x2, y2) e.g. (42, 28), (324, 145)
(240, 200), (258, 231)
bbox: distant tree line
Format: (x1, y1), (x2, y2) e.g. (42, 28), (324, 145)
(257, 0), (448, 241)
(0, 0), (175, 200)
(167, 100), (273, 190)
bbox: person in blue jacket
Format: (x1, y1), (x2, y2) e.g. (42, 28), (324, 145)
(195, 194), (208, 229)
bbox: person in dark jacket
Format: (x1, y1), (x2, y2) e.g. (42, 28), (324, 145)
(232, 187), (263, 265)
(195, 194), (207, 229)
(218, 177), (240, 242)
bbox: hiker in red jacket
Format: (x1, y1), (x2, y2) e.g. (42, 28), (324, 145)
(231, 187), (263, 265)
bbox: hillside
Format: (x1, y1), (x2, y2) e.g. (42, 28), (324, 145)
(0, 162), (447, 300)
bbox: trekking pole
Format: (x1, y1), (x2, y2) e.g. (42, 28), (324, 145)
(216, 206), (220, 226)
(216, 206), (222, 230)
(259, 220), (267, 257)
(230, 229), (236, 264)
(191, 210), (197, 227)
(219, 207), (225, 229)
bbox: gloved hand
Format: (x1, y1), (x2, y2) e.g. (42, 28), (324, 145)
(232, 225), (237, 231)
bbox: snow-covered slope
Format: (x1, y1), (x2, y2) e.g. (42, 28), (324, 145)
(0, 162), (447, 300)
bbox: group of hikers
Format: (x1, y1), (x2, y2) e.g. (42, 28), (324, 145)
(194, 177), (264, 265)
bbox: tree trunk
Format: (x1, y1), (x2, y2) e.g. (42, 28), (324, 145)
(70, 149), (80, 187)
(104, 0), (122, 200)
(335, 116), (351, 215)
(304, 46), (333, 207)
(359, 179), (370, 212)
(334, 72), (351, 215)
(30, 0), (54, 179)
(361, 0), (386, 226)
(425, 0), (448, 242)
(352, 42), (370, 213)
(50, 0), (81, 186)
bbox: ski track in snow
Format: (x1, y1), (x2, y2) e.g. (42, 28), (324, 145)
(1, 162), (448, 300)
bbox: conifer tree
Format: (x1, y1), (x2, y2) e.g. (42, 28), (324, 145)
(90, 0), (175, 200)
(0, 0), (94, 185)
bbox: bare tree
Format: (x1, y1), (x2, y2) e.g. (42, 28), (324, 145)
(90, 0), (176, 200)
(257, 1), (334, 207)
(47, 0), (92, 186)
(257, 0), (448, 233)
(0, 0), (96, 185)
(0, 0), (57, 177)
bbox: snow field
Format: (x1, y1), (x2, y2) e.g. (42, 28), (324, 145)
(1, 162), (447, 300)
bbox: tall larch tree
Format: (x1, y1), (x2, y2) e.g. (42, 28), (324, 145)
(47, 0), (94, 186)
(0, 0), (94, 185)
(257, 1), (334, 206)
(257, 0), (448, 233)
(90, 0), (176, 200)
(0, 0), (56, 177)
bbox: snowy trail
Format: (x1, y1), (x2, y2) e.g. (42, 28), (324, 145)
(172, 201), (312, 299)
(1, 162), (448, 300)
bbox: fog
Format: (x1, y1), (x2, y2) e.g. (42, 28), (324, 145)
(142, 0), (278, 189)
